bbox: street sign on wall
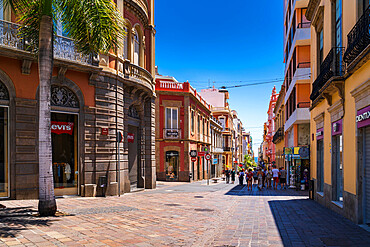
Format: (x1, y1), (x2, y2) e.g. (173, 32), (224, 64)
(213, 159), (218, 165)
(198, 152), (205, 157)
(205, 153), (211, 160)
(127, 133), (134, 143)
(189, 150), (197, 157)
(191, 157), (197, 162)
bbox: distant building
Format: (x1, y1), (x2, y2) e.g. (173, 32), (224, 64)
(155, 74), (212, 182)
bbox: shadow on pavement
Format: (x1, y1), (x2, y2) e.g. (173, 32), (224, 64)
(0, 206), (53, 238)
(268, 198), (370, 247)
(225, 184), (309, 196)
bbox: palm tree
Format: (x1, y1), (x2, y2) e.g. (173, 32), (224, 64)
(3, 0), (124, 216)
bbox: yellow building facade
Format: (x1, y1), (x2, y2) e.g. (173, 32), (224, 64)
(306, 0), (370, 223)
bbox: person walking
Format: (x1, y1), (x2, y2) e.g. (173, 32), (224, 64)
(247, 169), (253, 190)
(257, 167), (264, 190)
(231, 169), (236, 184)
(239, 169), (245, 186)
(262, 167), (266, 188)
(266, 168), (273, 188)
(279, 167), (287, 189)
(253, 168), (258, 187)
(225, 169), (230, 184)
(272, 165), (280, 190)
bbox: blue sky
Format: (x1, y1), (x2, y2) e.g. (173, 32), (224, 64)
(155, 0), (285, 155)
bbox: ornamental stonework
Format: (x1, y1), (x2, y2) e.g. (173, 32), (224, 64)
(51, 85), (79, 108)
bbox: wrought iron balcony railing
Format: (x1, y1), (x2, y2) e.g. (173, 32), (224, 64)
(0, 19), (93, 65)
(297, 22), (311, 28)
(343, 5), (370, 65)
(310, 47), (345, 102)
(297, 102), (310, 108)
(163, 128), (181, 139)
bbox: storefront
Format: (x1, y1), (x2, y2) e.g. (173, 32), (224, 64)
(165, 151), (179, 181)
(285, 146), (310, 189)
(51, 112), (78, 196)
(357, 105), (370, 224)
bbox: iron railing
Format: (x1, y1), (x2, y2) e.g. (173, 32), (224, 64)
(125, 61), (154, 86)
(0, 19), (93, 65)
(297, 62), (311, 68)
(343, 5), (370, 65)
(297, 22), (311, 28)
(273, 127), (284, 144)
(297, 102), (310, 108)
(163, 128), (181, 139)
(310, 47), (345, 101)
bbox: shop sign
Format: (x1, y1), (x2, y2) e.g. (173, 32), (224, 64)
(198, 151), (205, 157)
(101, 128), (108, 136)
(213, 159), (218, 165)
(356, 105), (370, 128)
(284, 147), (292, 155)
(332, 119), (342, 136)
(51, 121), (74, 135)
(316, 128), (324, 140)
(159, 81), (184, 90)
(127, 133), (135, 143)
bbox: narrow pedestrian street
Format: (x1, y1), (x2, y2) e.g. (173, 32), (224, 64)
(1, 181), (370, 247)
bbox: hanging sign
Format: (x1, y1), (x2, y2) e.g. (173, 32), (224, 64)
(127, 133), (135, 143)
(51, 122), (74, 135)
(101, 128), (108, 136)
(213, 159), (218, 165)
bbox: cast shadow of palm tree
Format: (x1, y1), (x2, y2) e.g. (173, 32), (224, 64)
(0, 206), (54, 238)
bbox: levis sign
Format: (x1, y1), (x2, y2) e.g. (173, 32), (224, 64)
(51, 122), (74, 135)
(159, 81), (183, 90)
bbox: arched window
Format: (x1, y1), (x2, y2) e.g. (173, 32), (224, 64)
(51, 85), (79, 108)
(133, 29), (140, 66)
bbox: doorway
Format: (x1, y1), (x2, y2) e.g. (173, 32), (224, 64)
(128, 125), (139, 190)
(165, 151), (179, 181)
(0, 107), (8, 197)
(51, 112), (78, 196)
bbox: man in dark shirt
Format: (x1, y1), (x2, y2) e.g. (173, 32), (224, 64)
(225, 169), (230, 183)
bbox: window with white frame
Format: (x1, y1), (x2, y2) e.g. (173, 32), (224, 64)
(218, 117), (226, 130)
(165, 107), (178, 129)
(191, 110), (194, 133)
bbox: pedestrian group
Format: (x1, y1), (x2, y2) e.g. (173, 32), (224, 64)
(223, 165), (287, 190)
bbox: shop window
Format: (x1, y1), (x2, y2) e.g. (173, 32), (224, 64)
(51, 112), (78, 190)
(332, 134), (343, 202)
(165, 107), (178, 129)
(0, 107), (8, 197)
(165, 151), (178, 181)
(317, 139), (324, 192)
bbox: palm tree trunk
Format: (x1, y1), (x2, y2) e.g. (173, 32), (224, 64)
(38, 14), (57, 216)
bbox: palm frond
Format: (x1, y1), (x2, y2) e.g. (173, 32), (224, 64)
(55, 0), (125, 55)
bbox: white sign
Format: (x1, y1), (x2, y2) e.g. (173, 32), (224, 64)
(356, 111), (370, 123)
(160, 81), (183, 90)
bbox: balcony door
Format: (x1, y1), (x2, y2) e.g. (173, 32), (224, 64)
(165, 107), (178, 130)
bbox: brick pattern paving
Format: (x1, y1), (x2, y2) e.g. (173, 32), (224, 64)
(0, 182), (370, 247)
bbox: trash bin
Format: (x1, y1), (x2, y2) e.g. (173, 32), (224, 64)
(98, 176), (107, 197)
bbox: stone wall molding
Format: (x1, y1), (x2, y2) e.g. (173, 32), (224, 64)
(350, 79), (370, 111)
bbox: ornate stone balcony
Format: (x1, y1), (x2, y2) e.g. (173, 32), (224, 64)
(0, 19), (94, 66)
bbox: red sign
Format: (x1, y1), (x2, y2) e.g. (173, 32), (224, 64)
(198, 152), (205, 157)
(51, 122), (74, 135)
(191, 157), (197, 162)
(127, 133), (135, 143)
(205, 153), (211, 160)
(101, 128), (108, 136)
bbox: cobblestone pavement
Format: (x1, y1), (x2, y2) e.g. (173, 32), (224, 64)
(1, 181), (370, 247)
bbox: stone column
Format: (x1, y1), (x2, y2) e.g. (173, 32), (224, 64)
(144, 96), (156, 189)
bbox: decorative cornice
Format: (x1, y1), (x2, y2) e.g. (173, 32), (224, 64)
(306, 0), (320, 21)
(125, 0), (149, 28)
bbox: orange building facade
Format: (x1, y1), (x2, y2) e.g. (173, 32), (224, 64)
(0, 0), (156, 199)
